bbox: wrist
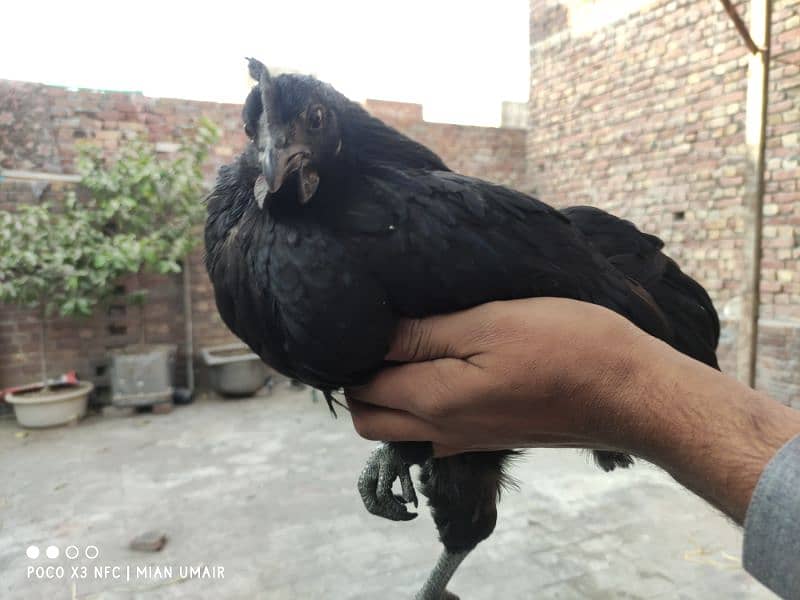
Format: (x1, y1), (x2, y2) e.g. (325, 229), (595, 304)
(617, 335), (800, 523)
(581, 327), (663, 453)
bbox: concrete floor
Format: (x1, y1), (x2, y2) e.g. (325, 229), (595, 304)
(0, 383), (774, 599)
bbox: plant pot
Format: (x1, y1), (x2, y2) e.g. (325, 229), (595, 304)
(202, 343), (271, 397)
(109, 344), (176, 407)
(6, 381), (93, 428)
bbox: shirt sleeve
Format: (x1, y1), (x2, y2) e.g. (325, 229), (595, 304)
(743, 433), (800, 599)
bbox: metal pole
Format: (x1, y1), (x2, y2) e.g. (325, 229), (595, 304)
(736, 0), (771, 387)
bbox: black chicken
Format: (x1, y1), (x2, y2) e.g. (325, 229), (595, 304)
(204, 58), (719, 599)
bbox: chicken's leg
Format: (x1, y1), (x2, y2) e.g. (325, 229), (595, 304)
(415, 451), (513, 600)
(358, 446), (510, 599)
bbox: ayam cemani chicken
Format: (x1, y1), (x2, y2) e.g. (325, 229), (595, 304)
(204, 58), (719, 599)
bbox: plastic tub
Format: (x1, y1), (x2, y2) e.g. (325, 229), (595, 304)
(6, 381), (93, 428)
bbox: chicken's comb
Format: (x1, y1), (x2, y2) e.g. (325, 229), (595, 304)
(246, 57), (271, 84)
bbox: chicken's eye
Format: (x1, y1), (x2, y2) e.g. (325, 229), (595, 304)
(308, 106), (324, 130)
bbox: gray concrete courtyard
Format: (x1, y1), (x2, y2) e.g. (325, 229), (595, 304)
(0, 382), (774, 599)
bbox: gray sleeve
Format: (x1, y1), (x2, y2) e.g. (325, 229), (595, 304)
(743, 433), (800, 599)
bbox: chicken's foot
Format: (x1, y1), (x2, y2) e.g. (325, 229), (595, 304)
(358, 443), (419, 521)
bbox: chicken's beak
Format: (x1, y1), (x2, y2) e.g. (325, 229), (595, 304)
(261, 145), (319, 205)
(253, 175), (269, 210)
(263, 145), (309, 194)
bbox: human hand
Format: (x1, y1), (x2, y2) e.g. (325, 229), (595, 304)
(346, 298), (654, 457)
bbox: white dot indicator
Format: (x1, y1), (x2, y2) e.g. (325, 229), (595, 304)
(65, 545), (79, 559)
(26, 545), (39, 559)
(46, 545), (59, 559)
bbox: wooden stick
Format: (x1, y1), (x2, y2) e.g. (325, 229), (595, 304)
(736, 0), (772, 387)
(718, 0), (764, 54)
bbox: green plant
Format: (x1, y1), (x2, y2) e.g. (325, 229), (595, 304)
(0, 196), (142, 386)
(77, 117), (219, 278)
(0, 117), (219, 386)
(76, 117), (219, 344)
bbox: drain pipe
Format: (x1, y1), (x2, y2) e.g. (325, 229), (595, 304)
(182, 257), (195, 395)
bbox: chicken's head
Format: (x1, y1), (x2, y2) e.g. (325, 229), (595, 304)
(243, 58), (344, 208)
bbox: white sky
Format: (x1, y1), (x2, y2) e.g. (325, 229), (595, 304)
(1, 0), (530, 126)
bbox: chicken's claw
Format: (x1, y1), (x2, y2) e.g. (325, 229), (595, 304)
(358, 444), (418, 521)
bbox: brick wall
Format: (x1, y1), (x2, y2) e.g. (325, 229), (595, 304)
(0, 81), (526, 389)
(364, 100), (528, 190)
(529, 0), (800, 405)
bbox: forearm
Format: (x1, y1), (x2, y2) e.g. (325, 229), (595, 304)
(620, 335), (800, 524)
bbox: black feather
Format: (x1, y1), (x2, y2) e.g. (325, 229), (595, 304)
(563, 205), (719, 369)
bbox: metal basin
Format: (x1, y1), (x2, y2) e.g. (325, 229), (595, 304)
(202, 343), (271, 397)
